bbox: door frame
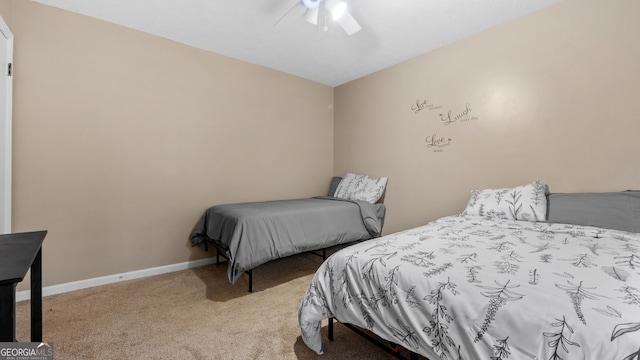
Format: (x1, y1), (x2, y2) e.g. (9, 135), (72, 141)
(0, 14), (13, 234)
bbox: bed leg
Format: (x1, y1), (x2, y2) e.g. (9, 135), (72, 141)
(328, 318), (334, 341)
(248, 269), (253, 293)
(323, 248), (326, 260)
(216, 248), (220, 265)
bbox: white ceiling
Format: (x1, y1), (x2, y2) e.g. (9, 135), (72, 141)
(32, 0), (563, 87)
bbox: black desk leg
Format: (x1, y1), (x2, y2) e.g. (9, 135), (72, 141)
(30, 249), (42, 342)
(0, 284), (16, 341)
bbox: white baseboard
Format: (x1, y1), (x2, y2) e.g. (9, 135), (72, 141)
(16, 257), (217, 302)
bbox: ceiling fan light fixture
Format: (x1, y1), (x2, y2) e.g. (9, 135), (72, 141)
(301, 0), (320, 10)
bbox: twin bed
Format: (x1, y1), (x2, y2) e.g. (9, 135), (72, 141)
(298, 181), (640, 359)
(191, 173), (388, 291)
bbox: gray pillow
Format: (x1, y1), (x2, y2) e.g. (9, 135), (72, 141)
(328, 176), (342, 197)
(547, 191), (640, 233)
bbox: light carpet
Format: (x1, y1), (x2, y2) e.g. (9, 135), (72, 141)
(16, 252), (414, 359)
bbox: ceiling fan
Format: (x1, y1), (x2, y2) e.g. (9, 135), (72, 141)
(276, 0), (362, 35)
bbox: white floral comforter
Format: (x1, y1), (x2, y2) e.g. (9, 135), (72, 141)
(298, 215), (640, 359)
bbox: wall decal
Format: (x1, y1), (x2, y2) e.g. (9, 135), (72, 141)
(440, 103), (477, 125)
(411, 99), (442, 114)
(411, 98), (478, 153)
(425, 133), (452, 153)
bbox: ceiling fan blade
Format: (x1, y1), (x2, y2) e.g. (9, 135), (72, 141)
(325, 0), (339, 15)
(303, 7), (320, 25)
(337, 11), (361, 35)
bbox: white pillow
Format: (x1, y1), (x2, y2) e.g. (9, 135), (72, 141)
(462, 180), (549, 222)
(333, 173), (388, 204)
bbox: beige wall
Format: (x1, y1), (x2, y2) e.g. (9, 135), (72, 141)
(334, 0), (640, 234)
(0, 0), (11, 29)
(11, 1), (334, 289)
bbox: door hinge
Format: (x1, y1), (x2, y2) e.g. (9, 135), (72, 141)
(7, 63), (11, 76)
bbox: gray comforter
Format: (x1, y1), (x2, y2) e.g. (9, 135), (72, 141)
(191, 196), (386, 284)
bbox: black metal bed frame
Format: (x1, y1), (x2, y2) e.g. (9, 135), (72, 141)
(328, 318), (422, 360)
(212, 243), (327, 292)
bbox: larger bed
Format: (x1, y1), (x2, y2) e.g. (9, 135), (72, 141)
(299, 181), (640, 359)
(191, 173), (387, 290)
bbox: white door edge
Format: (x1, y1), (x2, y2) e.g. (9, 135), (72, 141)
(0, 14), (13, 234)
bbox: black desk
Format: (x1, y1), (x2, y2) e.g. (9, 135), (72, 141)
(0, 230), (47, 342)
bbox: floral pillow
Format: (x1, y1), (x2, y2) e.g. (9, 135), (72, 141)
(333, 172), (388, 204)
(462, 180), (549, 222)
